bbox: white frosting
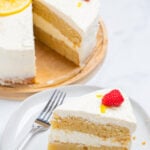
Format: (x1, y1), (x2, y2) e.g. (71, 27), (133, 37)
(35, 0), (100, 65)
(0, 5), (35, 83)
(53, 89), (137, 132)
(0, 5), (34, 50)
(49, 129), (129, 148)
(0, 49), (35, 83)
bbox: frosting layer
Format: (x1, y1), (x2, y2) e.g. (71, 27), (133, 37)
(0, 49), (35, 79)
(0, 5), (34, 51)
(0, 5), (35, 83)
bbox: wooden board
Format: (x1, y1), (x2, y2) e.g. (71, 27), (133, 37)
(0, 20), (108, 100)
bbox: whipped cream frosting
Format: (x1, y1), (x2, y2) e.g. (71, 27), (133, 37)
(49, 129), (129, 148)
(0, 5), (35, 83)
(0, 5), (34, 51)
(53, 89), (137, 133)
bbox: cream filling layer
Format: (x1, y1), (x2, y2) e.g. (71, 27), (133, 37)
(33, 13), (78, 52)
(49, 129), (129, 148)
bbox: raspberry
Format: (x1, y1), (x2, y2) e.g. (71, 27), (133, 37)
(102, 89), (124, 107)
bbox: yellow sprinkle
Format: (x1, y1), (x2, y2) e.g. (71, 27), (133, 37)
(96, 94), (103, 98)
(100, 104), (107, 113)
(77, 2), (82, 8)
(142, 141), (146, 145)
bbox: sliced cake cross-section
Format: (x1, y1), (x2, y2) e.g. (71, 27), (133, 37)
(33, 0), (101, 66)
(48, 89), (137, 150)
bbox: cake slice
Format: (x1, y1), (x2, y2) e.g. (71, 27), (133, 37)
(33, 0), (100, 66)
(48, 89), (137, 150)
(0, 1), (35, 85)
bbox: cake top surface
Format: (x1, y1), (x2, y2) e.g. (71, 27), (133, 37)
(0, 5), (34, 51)
(39, 0), (100, 32)
(53, 89), (137, 132)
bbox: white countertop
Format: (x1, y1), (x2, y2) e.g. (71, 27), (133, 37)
(0, 0), (150, 144)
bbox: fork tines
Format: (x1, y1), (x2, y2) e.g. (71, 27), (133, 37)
(36, 90), (66, 126)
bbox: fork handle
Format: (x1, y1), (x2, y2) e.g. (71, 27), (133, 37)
(16, 124), (44, 150)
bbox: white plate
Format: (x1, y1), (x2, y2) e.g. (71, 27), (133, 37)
(1, 85), (150, 150)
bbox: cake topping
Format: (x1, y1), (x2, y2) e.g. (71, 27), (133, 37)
(100, 104), (107, 113)
(102, 89), (124, 107)
(0, 0), (31, 16)
(77, 0), (90, 8)
(96, 94), (103, 98)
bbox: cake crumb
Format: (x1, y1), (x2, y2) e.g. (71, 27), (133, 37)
(132, 136), (136, 140)
(142, 141), (146, 145)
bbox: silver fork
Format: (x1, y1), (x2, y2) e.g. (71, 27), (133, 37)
(16, 90), (66, 150)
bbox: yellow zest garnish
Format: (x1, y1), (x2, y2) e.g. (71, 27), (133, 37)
(77, 2), (82, 8)
(0, 0), (31, 17)
(96, 94), (103, 98)
(100, 104), (107, 113)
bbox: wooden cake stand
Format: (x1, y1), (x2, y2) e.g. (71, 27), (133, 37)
(0, 20), (108, 100)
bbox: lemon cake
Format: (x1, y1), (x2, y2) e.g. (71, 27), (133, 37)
(48, 89), (137, 150)
(0, 1), (35, 85)
(33, 0), (101, 65)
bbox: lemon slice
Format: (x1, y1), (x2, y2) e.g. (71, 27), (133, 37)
(0, 0), (31, 17)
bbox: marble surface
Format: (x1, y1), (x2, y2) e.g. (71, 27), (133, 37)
(0, 0), (150, 145)
(88, 0), (150, 115)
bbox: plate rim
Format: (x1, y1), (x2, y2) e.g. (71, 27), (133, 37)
(1, 84), (150, 149)
(0, 84), (101, 149)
